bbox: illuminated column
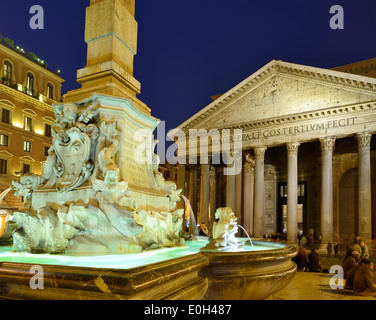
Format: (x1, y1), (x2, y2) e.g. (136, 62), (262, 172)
(225, 152), (236, 212)
(209, 166), (217, 225)
(243, 155), (255, 236)
(254, 147), (267, 238)
(357, 132), (372, 241)
(200, 155), (210, 226)
(286, 142), (300, 245)
(177, 163), (186, 210)
(320, 137), (335, 247)
(188, 165), (198, 234)
(235, 152), (243, 224)
(226, 173), (236, 211)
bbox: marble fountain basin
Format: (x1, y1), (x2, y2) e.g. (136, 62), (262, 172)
(0, 238), (297, 300)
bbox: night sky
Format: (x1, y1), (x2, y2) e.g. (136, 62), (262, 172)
(1, 0), (376, 133)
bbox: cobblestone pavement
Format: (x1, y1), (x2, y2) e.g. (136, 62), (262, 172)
(271, 272), (375, 300)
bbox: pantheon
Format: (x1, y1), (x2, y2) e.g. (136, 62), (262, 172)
(173, 58), (376, 248)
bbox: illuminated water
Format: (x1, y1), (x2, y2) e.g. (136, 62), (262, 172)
(0, 237), (281, 270)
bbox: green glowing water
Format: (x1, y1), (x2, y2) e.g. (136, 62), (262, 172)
(0, 238), (279, 270)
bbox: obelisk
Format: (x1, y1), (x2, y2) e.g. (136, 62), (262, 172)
(63, 0), (150, 114)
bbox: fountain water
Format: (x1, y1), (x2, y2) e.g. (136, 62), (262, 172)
(236, 224), (255, 249)
(181, 195), (199, 235)
(0, 187), (12, 203)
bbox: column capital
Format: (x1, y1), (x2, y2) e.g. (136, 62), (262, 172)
(357, 132), (372, 148)
(320, 137), (336, 152)
(254, 146), (267, 158)
(244, 161), (255, 174)
(244, 153), (255, 174)
(286, 142), (300, 155)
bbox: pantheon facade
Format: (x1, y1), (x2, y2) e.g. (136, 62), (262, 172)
(174, 59), (376, 248)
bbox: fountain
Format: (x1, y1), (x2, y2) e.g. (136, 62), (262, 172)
(0, 103), (296, 299)
(0, 0), (297, 300)
(0, 188), (18, 245)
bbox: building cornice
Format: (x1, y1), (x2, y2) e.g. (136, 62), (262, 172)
(0, 82), (54, 113)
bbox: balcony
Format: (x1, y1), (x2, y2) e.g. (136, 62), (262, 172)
(0, 78), (41, 101)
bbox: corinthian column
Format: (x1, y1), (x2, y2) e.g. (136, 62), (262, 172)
(200, 156), (210, 227)
(357, 132), (372, 241)
(320, 137), (335, 247)
(286, 142), (300, 245)
(209, 166), (217, 225)
(243, 154), (255, 236)
(254, 147), (267, 238)
(177, 163), (186, 210)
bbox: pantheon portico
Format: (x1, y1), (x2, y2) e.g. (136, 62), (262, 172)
(174, 59), (376, 247)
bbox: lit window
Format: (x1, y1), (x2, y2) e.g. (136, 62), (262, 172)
(47, 83), (54, 99)
(0, 135), (8, 147)
(0, 159), (7, 174)
(24, 141), (31, 152)
(24, 116), (33, 131)
(3, 62), (12, 86)
(26, 73), (34, 96)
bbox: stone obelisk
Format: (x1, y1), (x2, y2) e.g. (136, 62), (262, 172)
(63, 0), (150, 114)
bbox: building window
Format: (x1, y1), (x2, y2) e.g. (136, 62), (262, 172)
(45, 123), (52, 137)
(24, 116), (33, 131)
(47, 83), (54, 99)
(24, 141), (31, 152)
(26, 73), (34, 96)
(0, 159), (7, 175)
(1, 108), (10, 124)
(0, 134), (8, 147)
(44, 146), (50, 157)
(3, 61), (12, 86)
(23, 163), (30, 174)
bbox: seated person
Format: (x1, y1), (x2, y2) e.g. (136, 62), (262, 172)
(308, 248), (321, 272)
(353, 259), (376, 295)
(342, 251), (360, 279)
(345, 259), (367, 289)
(292, 247), (308, 272)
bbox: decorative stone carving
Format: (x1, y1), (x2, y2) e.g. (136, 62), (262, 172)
(254, 147), (267, 158)
(320, 137), (336, 152)
(12, 174), (44, 208)
(286, 142), (300, 155)
(201, 207), (242, 251)
(11, 95), (185, 254)
(244, 154), (255, 174)
(357, 132), (372, 148)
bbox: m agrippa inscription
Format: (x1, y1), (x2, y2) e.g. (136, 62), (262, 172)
(208, 116), (358, 146)
(240, 117), (357, 142)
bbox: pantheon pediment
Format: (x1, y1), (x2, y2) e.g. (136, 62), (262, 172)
(178, 60), (376, 133)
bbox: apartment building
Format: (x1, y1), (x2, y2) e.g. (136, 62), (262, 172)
(0, 35), (64, 210)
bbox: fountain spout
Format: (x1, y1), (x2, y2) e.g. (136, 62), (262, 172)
(236, 225), (254, 249)
(0, 187), (12, 204)
(181, 195), (199, 235)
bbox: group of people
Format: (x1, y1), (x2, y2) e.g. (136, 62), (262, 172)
(292, 247), (322, 272)
(342, 237), (376, 295)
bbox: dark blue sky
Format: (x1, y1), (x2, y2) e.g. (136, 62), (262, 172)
(1, 0), (376, 132)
